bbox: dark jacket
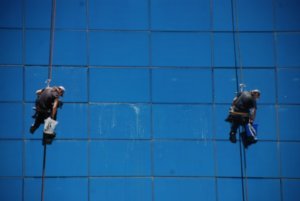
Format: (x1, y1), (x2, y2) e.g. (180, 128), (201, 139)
(36, 87), (59, 112)
(233, 91), (257, 113)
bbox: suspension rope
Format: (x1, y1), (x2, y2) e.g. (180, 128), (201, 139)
(41, 143), (47, 201)
(41, 1), (57, 200)
(230, 0), (248, 201)
(47, 0), (57, 87)
(231, 0), (244, 87)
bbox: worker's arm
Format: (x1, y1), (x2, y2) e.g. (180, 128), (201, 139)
(230, 92), (242, 112)
(249, 108), (256, 123)
(249, 98), (257, 123)
(36, 89), (43, 95)
(51, 98), (59, 119)
(229, 96), (239, 112)
(232, 97), (238, 106)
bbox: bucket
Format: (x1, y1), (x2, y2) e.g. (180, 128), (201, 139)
(245, 123), (258, 138)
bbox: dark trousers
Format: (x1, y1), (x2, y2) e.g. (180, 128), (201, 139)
(32, 110), (57, 129)
(226, 114), (249, 134)
(230, 120), (246, 134)
(31, 110), (57, 144)
(32, 111), (51, 130)
(226, 114), (256, 147)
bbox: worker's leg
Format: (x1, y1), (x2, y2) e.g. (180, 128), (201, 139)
(30, 112), (49, 134)
(229, 121), (239, 143)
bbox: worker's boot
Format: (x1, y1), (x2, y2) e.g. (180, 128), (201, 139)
(229, 132), (237, 143)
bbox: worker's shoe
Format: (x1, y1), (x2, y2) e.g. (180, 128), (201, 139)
(29, 125), (37, 134)
(229, 132), (237, 143)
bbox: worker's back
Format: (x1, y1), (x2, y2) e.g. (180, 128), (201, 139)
(37, 87), (59, 111)
(234, 91), (256, 113)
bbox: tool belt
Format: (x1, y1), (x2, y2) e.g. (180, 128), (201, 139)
(225, 111), (249, 125)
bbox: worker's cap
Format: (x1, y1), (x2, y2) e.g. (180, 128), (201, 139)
(251, 89), (261, 97)
(58, 86), (65, 96)
(58, 86), (65, 92)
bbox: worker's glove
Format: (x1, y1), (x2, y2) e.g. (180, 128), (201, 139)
(249, 119), (254, 124)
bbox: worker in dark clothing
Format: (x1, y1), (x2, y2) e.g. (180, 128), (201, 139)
(226, 89), (261, 145)
(30, 86), (65, 134)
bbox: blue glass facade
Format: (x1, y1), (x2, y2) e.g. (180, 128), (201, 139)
(0, 0), (299, 200)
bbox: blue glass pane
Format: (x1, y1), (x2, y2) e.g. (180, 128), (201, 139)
(155, 178), (216, 201)
(153, 104), (213, 139)
(25, 67), (88, 102)
(55, 0), (87, 29)
(53, 31), (87, 65)
(255, 105), (277, 140)
(236, 0), (274, 31)
(214, 69), (237, 103)
(0, 67), (23, 101)
(24, 67), (48, 102)
(0, 30), (22, 64)
(239, 33), (275, 67)
(217, 178), (243, 201)
(282, 180), (300, 201)
(242, 69), (276, 104)
(24, 178), (88, 201)
(246, 142), (279, 177)
(247, 179), (281, 201)
(213, 0), (233, 31)
(25, 0), (51, 28)
(89, 31), (149, 66)
(277, 33), (300, 67)
(89, 0), (148, 30)
(0, 141), (22, 176)
(50, 67), (88, 102)
(0, 0), (22, 28)
(152, 69), (212, 103)
(278, 69), (300, 104)
(90, 141), (151, 176)
(25, 30), (50, 65)
(213, 33), (235, 67)
(89, 68), (150, 102)
(275, 0), (300, 31)
(280, 142), (300, 178)
(0, 103), (23, 138)
(0, 179), (22, 201)
(47, 141), (87, 176)
(215, 141), (242, 177)
(55, 103), (88, 139)
(90, 104), (151, 139)
(152, 32), (211, 67)
(154, 141), (215, 176)
(151, 0), (210, 31)
(25, 140), (88, 176)
(215, 105), (232, 140)
(90, 178), (152, 201)
(278, 106), (300, 141)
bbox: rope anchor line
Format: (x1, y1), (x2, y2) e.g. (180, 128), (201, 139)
(45, 79), (51, 88)
(41, 0), (57, 201)
(230, 0), (248, 201)
(46, 0), (57, 88)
